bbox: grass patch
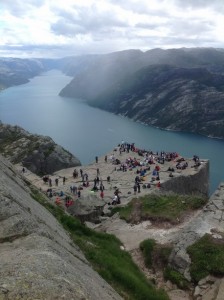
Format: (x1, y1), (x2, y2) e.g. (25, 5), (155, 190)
(140, 239), (156, 268)
(139, 239), (188, 289)
(187, 233), (224, 282)
(164, 267), (190, 290)
(112, 194), (207, 224)
(29, 185), (169, 300)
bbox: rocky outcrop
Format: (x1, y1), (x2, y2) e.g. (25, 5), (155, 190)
(169, 183), (224, 280)
(67, 194), (106, 223)
(162, 160), (209, 197)
(0, 123), (81, 175)
(0, 154), (122, 300)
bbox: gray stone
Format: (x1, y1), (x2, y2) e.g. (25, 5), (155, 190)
(67, 194), (106, 223)
(0, 123), (81, 175)
(194, 285), (202, 297)
(0, 155), (122, 300)
(216, 278), (224, 300)
(212, 200), (224, 210)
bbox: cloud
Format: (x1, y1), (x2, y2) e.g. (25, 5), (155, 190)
(50, 4), (128, 38)
(174, 0), (224, 10)
(1, 0), (45, 17)
(0, 0), (224, 58)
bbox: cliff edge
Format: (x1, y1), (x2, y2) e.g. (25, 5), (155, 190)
(0, 123), (81, 175)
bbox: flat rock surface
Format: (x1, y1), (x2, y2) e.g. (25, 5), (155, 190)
(17, 144), (210, 253)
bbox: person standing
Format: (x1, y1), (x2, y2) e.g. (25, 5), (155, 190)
(100, 190), (104, 199)
(137, 183), (141, 193)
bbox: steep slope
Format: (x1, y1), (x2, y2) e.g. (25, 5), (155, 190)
(91, 65), (224, 138)
(59, 47), (224, 102)
(0, 123), (81, 175)
(59, 48), (224, 139)
(0, 154), (122, 299)
(59, 49), (144, 100)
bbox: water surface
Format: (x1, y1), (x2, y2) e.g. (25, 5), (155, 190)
(0, 70), (223, 194)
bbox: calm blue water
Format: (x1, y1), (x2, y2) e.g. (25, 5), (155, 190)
(0, 70), (224, 194)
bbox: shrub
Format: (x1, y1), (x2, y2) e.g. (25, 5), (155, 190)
(164, 267), (189, 290)
(187, 233), (224, 282)
(140, 239), (156, 268)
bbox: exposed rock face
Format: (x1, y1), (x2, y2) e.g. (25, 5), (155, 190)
(59, 48), (224, 139)
(162, 160), (209, 197)
(90, 65), (224, 139)
(0, 123), (81, 175)
(169, 183), (224, 280)
(0, 154), (122, 300)
(67, 194), (106, 223)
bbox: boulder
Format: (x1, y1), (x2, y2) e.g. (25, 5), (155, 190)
(67, 194), (106, 223)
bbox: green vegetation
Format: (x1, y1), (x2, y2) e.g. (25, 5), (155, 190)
(164, 267), (189, 290)
(112, 194), (207, 224)
(187, 233), (224, 282)
(29, 185), (169, 300)
(140, 239), (156, 268)
(140, 238), (189, 290)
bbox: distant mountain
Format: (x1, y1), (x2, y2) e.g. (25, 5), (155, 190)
(1, 48), (224, 139)
(59, 48), (224, 139)
(0, 58), (45, 90)
(90, 64), (224, 138)
(59, 49), (143, 99)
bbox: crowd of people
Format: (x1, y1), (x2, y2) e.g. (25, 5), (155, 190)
(40, 141), (200, 211)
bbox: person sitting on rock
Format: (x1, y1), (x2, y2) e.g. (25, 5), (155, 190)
(112, 195), (118, 205)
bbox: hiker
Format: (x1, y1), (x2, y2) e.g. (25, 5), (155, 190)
(137, 183), (141, 193)
(100, 182), (104, 191)
(55, 178), (59, 186)
(63, 176), (66, 185)
(73, 169), (78, 178)
(105, 155), (107, 163)
(43, 176), (48, 184)
(72, 185), (77, 195)
(97, 168), (100, 176)
(112, 195), (118, 205)
(95, 156), (98, 163)
(133, 184), (137, 195)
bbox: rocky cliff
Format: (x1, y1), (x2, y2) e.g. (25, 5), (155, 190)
(0, 58), (46, 90)
(0, 154), (122, 300)
(59, 48), (224, 139)
(0, 123), (81, 175)
(90, 64), (224, 139)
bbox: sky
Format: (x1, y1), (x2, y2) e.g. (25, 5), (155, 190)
(0, 0), (224, 58)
